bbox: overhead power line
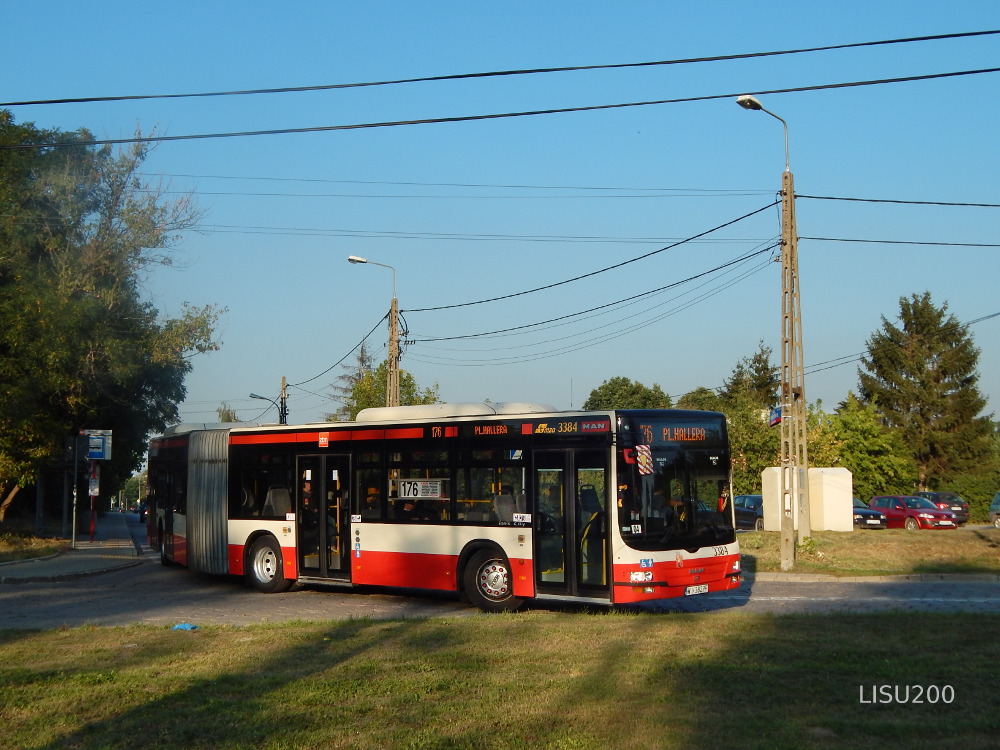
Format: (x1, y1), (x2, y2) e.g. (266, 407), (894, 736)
(404, 202), (777, 312)
(4, 67), (1000, 150)
(405, 256), (775, 367)
(151, 172), (768, 194)
(803, 237), (1000, 248)
(5, 30), (997, 107)
(409, 245), (777, 343)
(289, 313), (387, 388)
(803, 311), (1000, 376)
(799, 195), (1000, 208)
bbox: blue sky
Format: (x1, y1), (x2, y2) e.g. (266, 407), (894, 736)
(4, 2), (999, 424)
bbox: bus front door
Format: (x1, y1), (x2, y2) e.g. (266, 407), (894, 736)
(533, 449), (609, 599)
(296, 455), (351, 580)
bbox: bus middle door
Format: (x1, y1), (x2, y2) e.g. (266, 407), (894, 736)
(533, 448), (610, 599)
(296, 455), (351, 580)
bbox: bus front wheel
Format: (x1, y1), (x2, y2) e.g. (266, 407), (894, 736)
(463, 549), (524, 613)
(247, 536), (293, 593)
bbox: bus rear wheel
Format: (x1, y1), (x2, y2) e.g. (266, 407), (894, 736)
(247, 536), (292, 593)
(463, 549), (523, 612)
(158, 526), (173, 566)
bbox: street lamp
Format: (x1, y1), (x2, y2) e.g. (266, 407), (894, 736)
(736, 95), (790, 172)
(347, 255), (400, 407)
(250, 385), (288, 424)
(737, 94), (811, 570)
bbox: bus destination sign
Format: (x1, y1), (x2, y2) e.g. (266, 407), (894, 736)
(635, 421), (720, 445)
(459, 418), (610, 438)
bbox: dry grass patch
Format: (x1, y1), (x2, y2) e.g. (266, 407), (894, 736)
(0, 526), (66, 563)
(742, 526), (1000, 576)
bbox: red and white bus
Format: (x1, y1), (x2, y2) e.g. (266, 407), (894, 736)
(147, 403), (741, 611)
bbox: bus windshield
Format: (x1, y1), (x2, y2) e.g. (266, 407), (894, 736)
(616, 413), (735, 552)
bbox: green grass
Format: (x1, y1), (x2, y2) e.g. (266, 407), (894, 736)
(1, 612), (998, 749)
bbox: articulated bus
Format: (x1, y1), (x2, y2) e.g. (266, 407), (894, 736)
(147, 403), (741, 611)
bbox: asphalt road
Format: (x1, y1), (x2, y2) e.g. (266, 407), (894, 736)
(2, 515), (999, 628)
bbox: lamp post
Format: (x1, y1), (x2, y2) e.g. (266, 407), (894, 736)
(737, 94), (811, 570)
(250, 379), (288, 424)
(348, 255), (400, 407)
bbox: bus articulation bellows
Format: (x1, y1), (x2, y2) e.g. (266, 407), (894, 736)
(147, 403), (741, 611)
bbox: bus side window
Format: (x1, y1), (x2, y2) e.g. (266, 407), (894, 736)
(361, 488), (380, 520)
(241, 488), (257, 517)
(355, 466), (383, 522)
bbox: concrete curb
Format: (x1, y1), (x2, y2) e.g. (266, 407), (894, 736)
(0, 511), (148, 584)
(0, 557), (144, 584)
(743, 571), (1000, 583)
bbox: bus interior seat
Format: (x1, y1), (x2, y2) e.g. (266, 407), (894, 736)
(493, 494), (515, 523)
(263, 486), (291, 516)
(514, 490), (526, 513)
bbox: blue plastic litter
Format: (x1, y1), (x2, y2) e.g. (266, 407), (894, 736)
(172, 623), (199, 631)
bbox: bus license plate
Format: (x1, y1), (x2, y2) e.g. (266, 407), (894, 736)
(685, 584), (709, 596)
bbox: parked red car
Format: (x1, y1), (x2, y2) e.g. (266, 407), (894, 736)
(912, 491), (969, 525)
(869, 495), (958, 530)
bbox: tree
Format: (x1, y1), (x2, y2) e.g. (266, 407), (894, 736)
(721, 340), (779, 410)
(858, 292), (993, 489)
(830, 393), (916, 499)
(685, 345), (780, 493)
(946, 421), (1000, 520)
(722, 390), (779, 494)
(327, 342), (375, 421)
(676, 386), (723, 412)
(123, 473), (145, 508)
(328, 360), (439, 421)
(217, 402), (240, 422)
(804, 400), (844, 470)
(0, 112), (220, 522)
(582, 377), (671, 410)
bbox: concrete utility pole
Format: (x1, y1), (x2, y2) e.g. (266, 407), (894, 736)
(279, 376), (289, 424)
(386, 295), (400, 407)
(737, 95), (811, 570)
(348, 255), (400, 407)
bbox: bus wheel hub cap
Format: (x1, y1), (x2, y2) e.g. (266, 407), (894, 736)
(480, 564), (508, 598)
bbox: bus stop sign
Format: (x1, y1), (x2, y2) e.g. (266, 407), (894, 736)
(83, 429), (113, 461)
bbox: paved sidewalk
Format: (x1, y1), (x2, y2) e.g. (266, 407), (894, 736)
(0, 513), (146, 583)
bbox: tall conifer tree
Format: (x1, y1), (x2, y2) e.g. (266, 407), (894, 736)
(858, 292), (992, 489)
